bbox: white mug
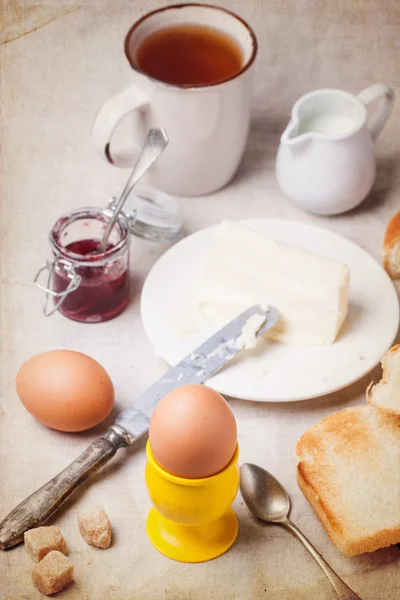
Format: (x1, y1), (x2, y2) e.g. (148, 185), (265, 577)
(92, 4), (257, 197)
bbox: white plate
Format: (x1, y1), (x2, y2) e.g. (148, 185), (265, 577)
(141, 219), (399, 402)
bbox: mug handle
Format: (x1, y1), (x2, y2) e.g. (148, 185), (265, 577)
(92, 84), (150, 167)
(357, 83), (395, 141)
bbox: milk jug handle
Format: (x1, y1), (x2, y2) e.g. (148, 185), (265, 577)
(357, 84), (395, 141)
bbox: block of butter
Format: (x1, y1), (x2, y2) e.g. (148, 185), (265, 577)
(192, 221), (350, 346)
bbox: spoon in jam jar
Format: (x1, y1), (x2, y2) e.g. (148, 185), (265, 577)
(97, 127), (169, 253)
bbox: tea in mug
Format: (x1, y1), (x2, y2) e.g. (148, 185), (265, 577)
(135, 24), (243, 86)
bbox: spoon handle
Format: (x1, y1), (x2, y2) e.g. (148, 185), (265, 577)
(282, 518), (361, 599)
(98, 128), (168, 252)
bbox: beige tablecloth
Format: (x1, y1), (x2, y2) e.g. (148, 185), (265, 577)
(1, 1), (400, 598)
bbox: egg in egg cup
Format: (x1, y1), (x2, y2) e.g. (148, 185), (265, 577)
(145, 441), (239, 563)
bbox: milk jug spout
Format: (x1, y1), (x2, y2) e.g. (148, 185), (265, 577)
(280, 119), (311, 151)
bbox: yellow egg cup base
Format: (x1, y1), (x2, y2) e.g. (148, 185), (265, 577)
(145, 441), (240, 563)
(146, 507), (238, 563)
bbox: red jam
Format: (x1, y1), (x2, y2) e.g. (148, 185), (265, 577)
(52, 238), (130, 323)
(62, 239), (113, 256)
(47, 208), (131, 323)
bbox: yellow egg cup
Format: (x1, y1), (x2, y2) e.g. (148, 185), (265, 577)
(145, 441), (239, 563)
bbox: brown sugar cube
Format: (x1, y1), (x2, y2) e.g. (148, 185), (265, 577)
(78, 505), (112, 549)
(24, 526), (68, 562)
(32, 551), (73, 596)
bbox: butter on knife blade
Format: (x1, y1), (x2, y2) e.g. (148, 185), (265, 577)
(0, 304), (279, 550)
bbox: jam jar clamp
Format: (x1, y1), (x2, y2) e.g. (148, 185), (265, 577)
(34, 185), (183, 323)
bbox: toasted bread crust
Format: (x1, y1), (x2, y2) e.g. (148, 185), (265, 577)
(296, 463), (347, 553)
(297, 462), (400, 556)
(296, 406), (400, 556)
(384, 343), (400, 358)
(365, 380), (374, 404)
(367, 344), (400, 414)
(384, 211), (400, 278)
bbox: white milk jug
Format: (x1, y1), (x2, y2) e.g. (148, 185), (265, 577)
(276, 84), (395, 215)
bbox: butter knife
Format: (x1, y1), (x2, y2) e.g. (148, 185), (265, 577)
(0, 304), (279, 550)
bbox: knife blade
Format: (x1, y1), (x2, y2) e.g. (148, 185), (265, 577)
(116, 303), (280, 438)
(0, 303), (279, 549)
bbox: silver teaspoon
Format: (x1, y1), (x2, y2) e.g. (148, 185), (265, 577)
(98, 127), (169, 253)
(240, 463), (361, 600)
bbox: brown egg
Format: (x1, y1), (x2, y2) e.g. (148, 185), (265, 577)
(149, 384), (237, 479)
(16, 350), (114, 432)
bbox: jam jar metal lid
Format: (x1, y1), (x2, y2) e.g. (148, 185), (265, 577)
(107, 184), (183, 244)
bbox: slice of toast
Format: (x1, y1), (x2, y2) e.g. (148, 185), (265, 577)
(384, 211), (400, 278)
(295, 406), (400, 556)
(367, 345), (400, 415)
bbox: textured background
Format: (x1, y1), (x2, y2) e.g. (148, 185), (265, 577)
(1, 1), (400, 598)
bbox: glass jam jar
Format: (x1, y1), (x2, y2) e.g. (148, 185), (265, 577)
(35, 185), (182, 323)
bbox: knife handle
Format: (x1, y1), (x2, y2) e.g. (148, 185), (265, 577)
(0, 426), (132, 550)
